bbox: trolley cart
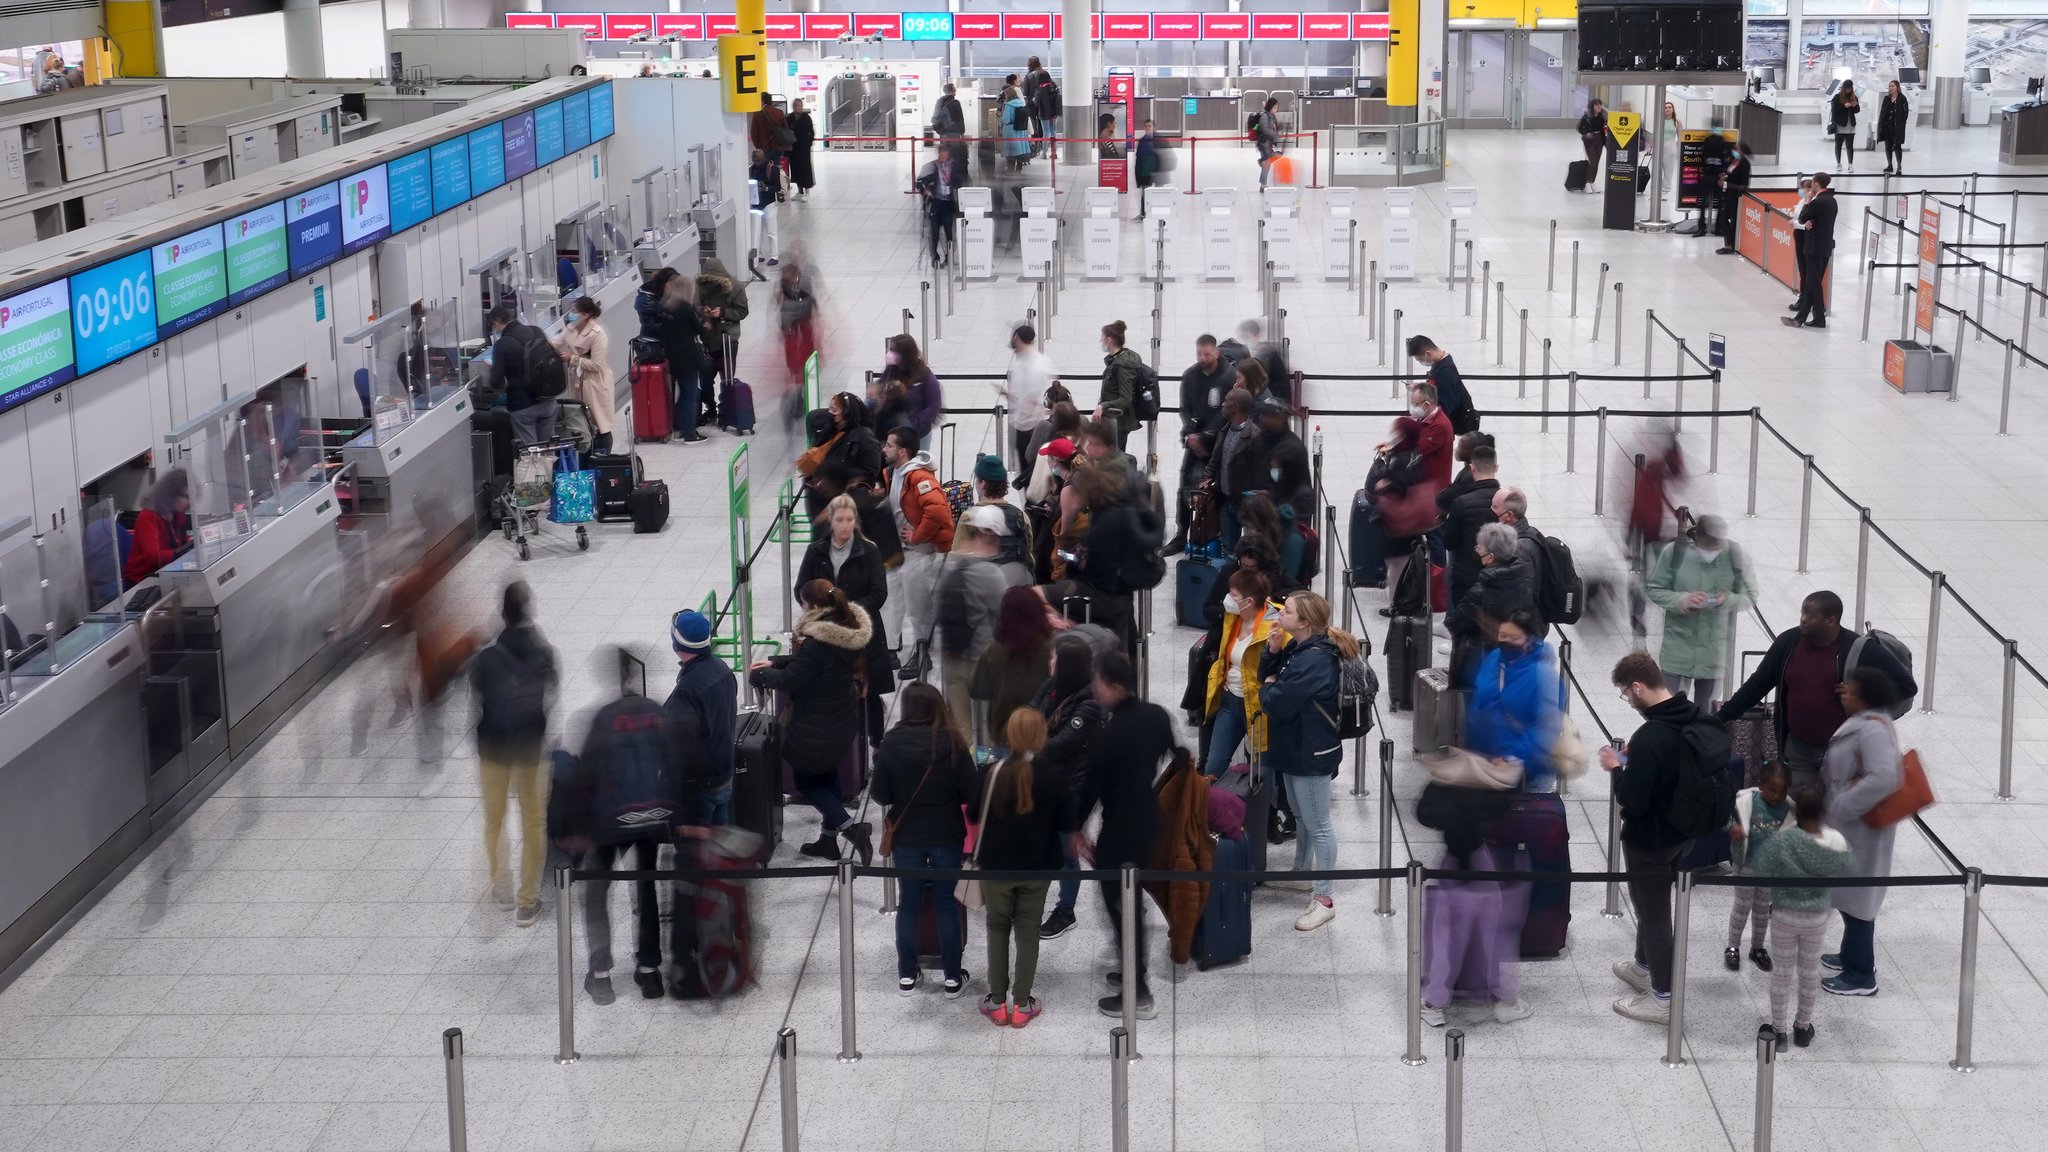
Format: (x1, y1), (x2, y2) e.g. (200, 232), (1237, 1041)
(497, 439), (590, 560)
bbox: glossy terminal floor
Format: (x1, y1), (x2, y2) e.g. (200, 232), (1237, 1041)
(5, 122), (2048, 1152)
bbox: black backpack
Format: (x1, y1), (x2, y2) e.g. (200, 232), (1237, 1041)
(520, 327), (569, 399)
(1245, 112), (1261, 140)
(1664, 711), (1737, 842)
(1007, 101), (1029, 131)
(1034, 77), (1062, 119)
(1093, 501), (1165, 593)
(1132, 361), (1161, 422)
(583, 696), (683, 843)
(1533, 532), (1583, 624)
(1847, 627), (1916, 718)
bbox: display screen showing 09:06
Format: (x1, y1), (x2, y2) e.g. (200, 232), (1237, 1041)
(70, 250), (157, 377)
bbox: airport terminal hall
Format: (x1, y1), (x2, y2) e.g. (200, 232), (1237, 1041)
(10, 2), (2048, 1150)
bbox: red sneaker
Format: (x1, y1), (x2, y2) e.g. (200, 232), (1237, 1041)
(1010, 997), (1043, 1028)
(978, 995), (1011, 1025)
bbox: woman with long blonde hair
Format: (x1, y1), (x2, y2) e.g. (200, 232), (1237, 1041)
(1259, 591), (1360, 932)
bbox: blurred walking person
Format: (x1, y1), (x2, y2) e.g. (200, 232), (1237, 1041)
(470, 582), (560, 927)
(1645, 513), (1753, 704)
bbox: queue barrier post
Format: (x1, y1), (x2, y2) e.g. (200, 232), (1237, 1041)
(1120, 864), (1142, 1058)
(778, 1027), (801, 1151)
(1376, 738), (1397, 913)
(1998, 640), (2018, 801)
(1111, 1027), (1132, 1152)
(1796, 455), (1814, 573)
(1951, 867), (1984, 1073)
(1592, 405), (1608, 516)
(1753, 1025), (1777, 1152)
(1853, 508), (1871, 629)
(1570, 241), (1581, 317)
(1746, 409), (1761, 518)
(554, 865), (579, 1066)
(1664, 868), (1694, 1068)
(1923, 570), (1944, 713)
(443, 1028), (468, 1152)
(837, 859), (862, 1062)
(1403, 860), (1428, 1066)
(1643, 309), (1655, 399)
(1445, 1028), (1466, 1152)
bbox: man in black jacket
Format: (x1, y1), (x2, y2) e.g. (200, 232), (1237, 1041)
(1171, 335), (1237, 552)
(665, 610), (737, 826)
(1207, 388), (1257, 549)
(470, 582), (559, 927)
(1713, 590), (1916, 792)
(1081, 651), (1174, 1019)
(565, 681), (683, 1004)
(1441, 443), (1502, 609)
(1601, 651), (1718, 1026)
(1252, 399), (1313, 520)
(1784, 172), (1837, 329)
(487, 305), (561, 445)
(1406, 335), (1478, 435)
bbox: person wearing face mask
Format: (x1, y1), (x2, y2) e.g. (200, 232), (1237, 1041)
(1002, 325), (1057, 487)
(1406, 336), (1476, 435)
(1445, 522), (1537, 687)
(1258, 591), (1358, 931)
(1199, 570), (1278, 779)
(1600, 651), (1733, 1026)
(1025, 398), (1082, 505)
(797, 493), (895, 743)
(1172, 334), (1237, 553)
(1032, 635), (1108, 941)
(1094, 321), (1145, 452)
(880, 427), (955, 674)
(877, 334), (944, 440)
(1645, 513), (1755, 705)
(1205, 389), (1260, 549)
(1251, 399), (1313, 521)
(1465, 610), (1565, 793)
(801, 392), (885, 521)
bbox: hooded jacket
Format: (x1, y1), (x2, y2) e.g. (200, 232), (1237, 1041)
(1466, 640), (1564, 789)
(696, 258), (749, 345)
(1031, 679), (1106, 795)
(470, 622), (559, 762)
(1645, 539), (1756, 680)
(750, 606), (872, 776)
(1204, 608), (1277, 753)
(1100, 346), (1145, 429)
(796, 529), (893, 686)
(885, 451), (954, 552)
(1145, 758), (1214, 966)
(1259, 634), (1344, 777)
(666, 651), (739, 790)
(1441, 477), (1503, 592)
(1617, 695), (1718, 852)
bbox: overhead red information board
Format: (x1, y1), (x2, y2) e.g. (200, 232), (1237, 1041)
(1003, 13), (1052, 38)
(1153, 13), (1200, 39)
(1252, 13), (1301, 39)
(604, 13), (653, 40)
(1101, 14), (1150, 39)
(1354, 13), (1392, 39)
(953, 13), (1001, 38)
(504, 13), (554, 30)
(1303, 13), (1351, 40)
(764, 12), (802, 39)
(853, 13), (902, 39)
(705, 13), (737, 35)
(655, 13), (702, 38)
(1202, 13), (1251, 39)
(802, 13), (849, 39)
(555, 13), (602, 38)
(517, 12), (1410, 42)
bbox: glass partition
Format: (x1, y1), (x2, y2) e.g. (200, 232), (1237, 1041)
(1330, 121), (1447, 186)
(79, 496), (124, 613)
(161, 377), (328, 573)
(0, 518), (54, 693)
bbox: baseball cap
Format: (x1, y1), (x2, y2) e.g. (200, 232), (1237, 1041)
(965, 505), (1011, 536)
(1038, 437), (1077, 461)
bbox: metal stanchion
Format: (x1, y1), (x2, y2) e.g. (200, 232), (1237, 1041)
(1547, 219), (1558, 290)
(1564, 370), (1577, 469)
(1923, 570), (1944, 713)
(778, 1027), (801, 1151)
(836, 859), (861, 1062)
(1391, 311), (1404, 398)
(1119, 864), (1141, 1057)
(1447, 220), (1459, 289)
(1854, 509), (1871, 628)
(1593, 406), (1609, 516)
(900, 307), (911, 337)
(1999, 339), (2016, 435)
(880, 874), (897, 915)
(1444, 1029), (1466, 1151)
(554, 865), (579, 1065)
(1322, 502), (1337, 602)
(1602, 760), (1624, 918)
(780, 503), (795, 635)
(1710, 373), (1722, 474)
(1480, 260), (1490, 336)
(443, 1028), (468, 1152)
(1350, 221), (1361, 292)
(1746, 410), (1761, 518)
(1900, 286), (1915, 343)
(1517, 311), (1529, 398)
(1949, 867), (1985, 1073)
(1363, 254), (1375, 324)
(1591, 263), (1608, 339)
(1613, 284), (1624, 366)
(1540, 341), (1553, 433)
(1796, 456), (1814, 573)
(1674, 340), (1688, 433)
(1664, 869), (1694, 1068)
(1463, 241), (1475, 315)
(1999, 641), (2018, 800)
(1862, 263), (1877, 342)
(1495, 282), (1506, 365)
(1403, 860), (1428, 1066)
(920, 282), (932, 349)
(1951, 310), (1967, 403)
(1753, 1026), (1777, 1152)
(1643, 310), (1656, 399)
(1376, 740), (1395, 914)
(1377, 285), (1389, 365)
(1111, 1028), (1132, 1152)
(1570, 241), (1581, 317)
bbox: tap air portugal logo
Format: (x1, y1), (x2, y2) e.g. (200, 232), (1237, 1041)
(347, 178), (370, 218)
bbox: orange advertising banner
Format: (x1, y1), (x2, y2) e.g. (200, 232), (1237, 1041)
(1915, 204), (1940, 339)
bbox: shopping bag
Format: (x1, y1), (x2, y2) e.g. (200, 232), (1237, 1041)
(549, 470), (597, 524)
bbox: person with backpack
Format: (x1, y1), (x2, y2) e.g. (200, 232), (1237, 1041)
(1645, 513), (1755, 705)
(1032, 635), (1107, 941)
(1817, 666), (1904, 997)
(750, 581), (875, 865)
(975, 708), (1076, 1026)
(487, 305), (567, 446)
(469, 582), (560, 927)
(1405, 335), (1478, 436)
(871, 682), (981, 997)
(663, 609), (738, 827)
(1440, 442), (1503, 611)
(876, 334), (943, 441)
(1465, 609), (1565, 792)
(1251, 96), (1281, 187)
(1069, 463), (1166, 656)
(934, 511), (1029, 730)
(637, 268), (711, 445)
(1446, 523), (1538, 687)
(1170, 335), (1237, 553)
(964, 454), (1033, 574)
(1095, 321), (1146, 453)
(972, 585), (1057, 748)
(1713, 590), (1917, 794)
(932, 83), (966, 140)
(1602, 652), (1734, 1025)
(881, 426), (954, 676)
(560, 664), (685, 1003)
(1000, 84), (1032, 170)
(1031, 64), (1062, 155)
(1259, 591), (1359, 932)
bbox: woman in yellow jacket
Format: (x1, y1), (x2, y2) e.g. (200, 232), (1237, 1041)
(1201, 568), (1278, 778)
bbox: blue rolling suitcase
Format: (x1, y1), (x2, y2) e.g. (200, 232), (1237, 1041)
(1348, 490), (1387, 587)
(1194, 831), (1253, 970)
(1176, 554), (1227, 628)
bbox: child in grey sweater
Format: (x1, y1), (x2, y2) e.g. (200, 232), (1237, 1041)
(1750, 787), (1853, 1051)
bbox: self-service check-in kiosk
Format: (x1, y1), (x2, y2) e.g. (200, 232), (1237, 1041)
(1084, 186), (1121, 280)
(1383, 187), (1418, 280)
(1262, 185), (1301, 281)
(1021, 186), (1057, 279)
(1142, 187), (1178, 280)
(960, 186), (995, 279)
(1203, 187), (1237, 282)
(1445, 186), (1478, 282)
(1325, 187), (1359, 281)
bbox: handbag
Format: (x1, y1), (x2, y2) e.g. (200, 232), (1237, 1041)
(956, 762), (1000, 912)
(1863, 748), (1934, 829)
(1418, 747), (1522, 790)
(797, 430), (843, 477)
(1552, 713), (1589, 781)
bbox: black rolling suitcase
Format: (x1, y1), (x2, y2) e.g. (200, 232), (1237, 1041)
(587, 453), (641, 522)
(1193, 831), (1253, 970)
(1384, 615), (1431, 711)
(1566, 159), (1591, 192)
(733, 697), (784, 853)
(1348, 490), (1387, 587)
(629, 480), (670, 533)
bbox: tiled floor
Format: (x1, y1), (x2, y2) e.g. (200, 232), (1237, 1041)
(6, 122), (2048, 1151)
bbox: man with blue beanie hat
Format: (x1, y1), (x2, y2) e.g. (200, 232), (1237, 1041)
(664, 609), (738, 826)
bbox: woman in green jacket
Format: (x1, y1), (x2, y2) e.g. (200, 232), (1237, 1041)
(1094, 319), (1145, 452)
(1644, 513), (1754, 703)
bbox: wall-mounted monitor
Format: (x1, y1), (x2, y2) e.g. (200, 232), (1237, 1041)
(430, 136), (470, 215)
(338, 165), (392, 256)
(503, 110), (538, 181)
(152, 223), (229, 338)
(224, 202), (289, 307)
(564, 91), (591, 153)
(285, 182), (342, 280)
(534, 101), (565, 166)
(1898, 67), (1921, 85)
(0, 280), (76, 415)
(468, 122), (506, 196)
(387, 150), (434, 234)
(70, 251), (157, 377)
(589, 81), (615, 141)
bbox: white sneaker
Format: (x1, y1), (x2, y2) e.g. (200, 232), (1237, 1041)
(1294, 900), (1336, 932)
(1612, 959), (1651, 994)
(1492, 999), (1534, 1024)
(1614, 991), (1670, 1025)
(1420, 1003), (1448, 1028)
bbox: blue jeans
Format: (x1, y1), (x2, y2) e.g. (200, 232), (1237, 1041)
(1203, 693), (1249, 779)
(894, 845), (965, 979)
(799, 779), (852, 833)
(1056, 843), (1080, 915)
(1282, 773), (1337, 900)
(1220, 502), (1243, 552)
(691, 784), (732, 828)
(1837, 911), (1877, 986)
(673, 368), (700, 437)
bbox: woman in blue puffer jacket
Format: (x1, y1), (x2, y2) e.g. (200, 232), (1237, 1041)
(1465, 608), (1564, 793)
(1259, 591), (1357, 934)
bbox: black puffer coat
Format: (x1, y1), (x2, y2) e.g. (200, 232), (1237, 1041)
(750, 607), (872, 778)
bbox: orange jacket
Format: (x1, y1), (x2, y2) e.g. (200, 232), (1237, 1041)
(888, 461), (954, 553)
(1144, 761), (1214, 965)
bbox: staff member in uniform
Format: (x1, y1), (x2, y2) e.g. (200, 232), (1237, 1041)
(1783, 173), (1837, 331)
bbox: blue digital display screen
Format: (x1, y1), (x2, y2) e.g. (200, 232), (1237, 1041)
(388, 149), (434, 233)
(901, 12), (953, 40)
(468, 122), (506, 196)
(563, 91), (591, 153)
(69, 251), (157, 376)
(284, 182), (342, 280)
(502, 110), (537, 180)
(430, 136), (470, 215)
(588, 81), (615, 141)
(534, 101), (564, 167)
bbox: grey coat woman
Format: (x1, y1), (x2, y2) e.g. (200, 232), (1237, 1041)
(1820, 707), (1899, 922)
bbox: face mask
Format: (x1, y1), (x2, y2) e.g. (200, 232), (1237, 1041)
(885, 351), (901, 366)
(1222, 592), (1245, 615)
(1269, 467), (1283, 483)
(1409, 404), (1427, 419)
(1102, 342), (1113, 355)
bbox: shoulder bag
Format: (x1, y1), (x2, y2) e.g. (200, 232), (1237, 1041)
(956, 760), (1001, 911)
(878, 736), (941, 858)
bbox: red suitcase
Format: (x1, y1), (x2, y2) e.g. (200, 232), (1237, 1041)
(631, 362), (672, 441)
